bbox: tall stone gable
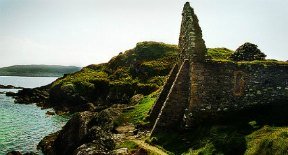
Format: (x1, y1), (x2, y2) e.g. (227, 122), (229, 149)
(150, 2), (206, 134)
(178, 2), (207, 62)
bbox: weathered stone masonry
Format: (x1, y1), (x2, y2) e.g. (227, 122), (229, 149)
(150, 2), (288, 135)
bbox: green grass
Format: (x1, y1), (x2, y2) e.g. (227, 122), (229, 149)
(151, 124), (248, 155)
(207, 48), (234, 60)
(237, 60), (288, 66)
(184, 143), (216, 155)
(150, 121), (288, 155)
(116, 140), (139, 150)
(245, 125), (288, 155)
(115, 93), (157, 126)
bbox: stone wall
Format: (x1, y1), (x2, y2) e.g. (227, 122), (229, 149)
(148, 64), (179, 124)
(184, 61), (288, 127)
(178, 2), (206, 63)
(151, 60), (190, 135)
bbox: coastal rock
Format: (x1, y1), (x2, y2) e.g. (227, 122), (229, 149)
(38, 131), (60, 155)
(14, 87), (49, 105)
(46, 111), (56, 115)
(6, 151), (37, 155)
(6, 92), (17, 96)
(6, 151), (21, 155)
(52, 111), (97, 155)
(39, 108), (122, 155)
(0, 84), (23, 89)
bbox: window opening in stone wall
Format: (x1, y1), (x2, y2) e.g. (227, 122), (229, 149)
(234, 71), (245, 96)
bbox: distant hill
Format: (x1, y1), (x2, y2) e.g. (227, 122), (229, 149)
(0, 65), (82, 77)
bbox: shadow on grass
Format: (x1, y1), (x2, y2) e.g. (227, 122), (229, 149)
(150, 100), (288, 154)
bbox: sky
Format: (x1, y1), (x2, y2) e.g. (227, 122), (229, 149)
(0, 0), (287, 67)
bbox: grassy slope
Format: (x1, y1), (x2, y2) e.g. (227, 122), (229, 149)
(48, 42), (178, 107)
(0, 65), (81, 77)
(50, 46), (233, 92)
(52, 42), (179, 87)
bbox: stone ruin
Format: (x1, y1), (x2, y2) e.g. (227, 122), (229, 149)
(149, 2), (288, 135)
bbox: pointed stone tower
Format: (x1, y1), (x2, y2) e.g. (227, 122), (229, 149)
(179, 2), (207, 62)
(150, 2), (206, 135)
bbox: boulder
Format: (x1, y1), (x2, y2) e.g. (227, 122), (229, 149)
(39, 108), (122, 155)
(6, 151), (21, 155)
(38, 131), (59, 155)
(6, 151), (37, 155)
(53, 111), (97, 155)
(0, 84), (23, 89)
(6, 92), (17, 96)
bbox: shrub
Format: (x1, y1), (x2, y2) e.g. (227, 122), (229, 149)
(230, 42), (266, 61)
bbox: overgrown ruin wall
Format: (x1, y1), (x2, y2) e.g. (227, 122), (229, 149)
(148, 64), (179, 124)
(151, 2), (288, 135)
(152, 60), (190, 133)
(185, 61), (288, 127)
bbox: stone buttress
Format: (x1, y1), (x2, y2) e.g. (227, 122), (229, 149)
(150, 2), (207, 135)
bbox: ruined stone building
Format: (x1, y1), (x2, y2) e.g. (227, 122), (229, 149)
(149, 2), (288, 134)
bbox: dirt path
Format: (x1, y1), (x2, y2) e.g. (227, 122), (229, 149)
(131, 139), (168, 155)
(115, 124), (168, 155)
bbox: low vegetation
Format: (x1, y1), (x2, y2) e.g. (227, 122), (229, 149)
(149, 122), (288, 155)
(47, 42), (178, 109)
(114, 93), (157, 126)
(230, 42), (266, 61)
(207, 48), (234, 60)
(116, 140), (139, 153)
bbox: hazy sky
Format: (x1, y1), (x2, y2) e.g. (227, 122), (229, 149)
(0, 0), (287, 67)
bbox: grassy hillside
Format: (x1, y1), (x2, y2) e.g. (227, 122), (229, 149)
(0, 65), (81, 77)
(47, 42), (179, 111)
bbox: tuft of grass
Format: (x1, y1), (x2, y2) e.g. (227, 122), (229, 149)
(245, 125), (288, 155)
(115, 94), (157, 126)
(184, 143), (216, 155)
(207, 48), (234, 60)
(116, 140), (139, 150)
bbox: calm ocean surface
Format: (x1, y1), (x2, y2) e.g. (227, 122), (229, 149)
(0, 76), (70, 154)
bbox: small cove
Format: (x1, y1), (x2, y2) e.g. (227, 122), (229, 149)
(0, 76), (70, 154)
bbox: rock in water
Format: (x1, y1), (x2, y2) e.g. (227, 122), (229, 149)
(6, 151), (37, 155)
(6, 151), (21, 155)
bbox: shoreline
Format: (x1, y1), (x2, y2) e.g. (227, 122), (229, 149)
(0, 75), (60, 78)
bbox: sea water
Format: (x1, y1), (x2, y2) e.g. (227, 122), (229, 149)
(0, 76), (70, 154)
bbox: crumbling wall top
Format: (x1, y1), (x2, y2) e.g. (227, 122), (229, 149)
(178, 2), (207, 62)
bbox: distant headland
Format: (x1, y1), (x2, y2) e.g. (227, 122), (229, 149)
(0, 65), (81, 77)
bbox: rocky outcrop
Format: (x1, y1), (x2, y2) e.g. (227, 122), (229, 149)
(38, 107), (122, 155)
(6, 151), (37, 155)
(13, 86), (49, 105)
(0, 84), (23, 89)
